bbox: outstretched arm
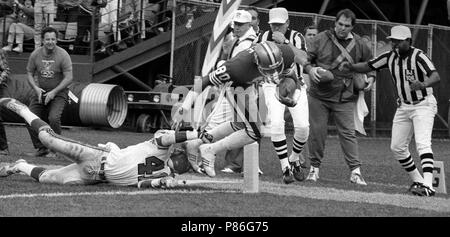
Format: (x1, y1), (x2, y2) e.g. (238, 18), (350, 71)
(171, 74), (214, 130)
(341, 61), (373, 73)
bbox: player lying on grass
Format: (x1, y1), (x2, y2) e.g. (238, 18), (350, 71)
(0, 98), (198, 188)
(171, 41), (309, 183)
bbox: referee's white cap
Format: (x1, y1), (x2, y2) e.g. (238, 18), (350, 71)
(268, 7), (289, 24)
(233, 10), (252, 23)
(387, 25), (412, 40)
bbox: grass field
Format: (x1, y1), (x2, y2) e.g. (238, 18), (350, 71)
(0, 124), (449, 218)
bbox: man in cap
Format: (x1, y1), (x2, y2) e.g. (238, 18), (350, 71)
(340, 25), (441, 196)
(301, 9), (375, 185)
(257, 7), (309, 183)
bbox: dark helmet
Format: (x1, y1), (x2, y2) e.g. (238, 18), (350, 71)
(253, 41), (284, 82)
(168, 147), (190, 174)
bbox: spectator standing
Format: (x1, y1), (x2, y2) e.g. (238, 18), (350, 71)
(245, 6), (260, 37)
(0, 48), (10, 156)
(257, 7), (309, 183)
(55, 0), (80, 41)
(0, 0), (16, 46)
(304, 24), (318, 49)
(302, 25), (319, 89)
(76, 0), (106, 54)
(302, 9), (375, 185)
(34, 0), (57, 49)
(25, 26), (73, 157)
(2, 0), (34, 53)
(341, 25), (441, 196)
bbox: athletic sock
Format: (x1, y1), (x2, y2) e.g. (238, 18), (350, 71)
(398, 155), (424, 183)
(291, 137), (306, 163)
(273, 139), (288, 170)
(420, 153), (434, 188)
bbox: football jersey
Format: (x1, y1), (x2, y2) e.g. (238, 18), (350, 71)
(102, 139), (170, 186)
(208, 44), (296, 88)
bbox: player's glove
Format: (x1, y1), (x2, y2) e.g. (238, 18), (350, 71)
(170, 106), (185, 131)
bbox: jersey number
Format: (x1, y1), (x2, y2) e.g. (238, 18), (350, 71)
(214, 66), (231, 81)
(137, 156), (164, 177)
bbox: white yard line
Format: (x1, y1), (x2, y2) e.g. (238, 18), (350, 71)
(1, 176), (449, 213)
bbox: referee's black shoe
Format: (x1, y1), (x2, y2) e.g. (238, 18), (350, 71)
(290, 161), (307, 181)
(410, 182), (436, 197)
(282, 167), (295, 184)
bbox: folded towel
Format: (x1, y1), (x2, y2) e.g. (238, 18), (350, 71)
(354, 91), (369, 135)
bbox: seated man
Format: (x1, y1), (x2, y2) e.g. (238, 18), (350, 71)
(0, 98), (196, 188)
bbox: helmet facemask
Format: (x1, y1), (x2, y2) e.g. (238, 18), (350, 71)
(254, 41), (285, 84)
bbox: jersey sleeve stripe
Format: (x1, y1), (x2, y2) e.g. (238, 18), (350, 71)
(209, 73), (223, 87)
(368, 51), (390, 69)
(417, 52), (436, 76)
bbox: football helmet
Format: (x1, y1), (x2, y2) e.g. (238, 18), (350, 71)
(168, 147), (190, 174)
(254, 41), (284, 83)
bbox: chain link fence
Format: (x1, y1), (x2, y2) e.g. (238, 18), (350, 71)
(170, 3), (450, 136)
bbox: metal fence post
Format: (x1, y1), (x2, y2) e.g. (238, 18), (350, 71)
(371, 22), (377, 137)
(427, 25), (433, 58)
(170, 0), (176, 79)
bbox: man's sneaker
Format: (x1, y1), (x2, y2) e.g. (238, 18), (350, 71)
(411, 183), (435, 197)
(199, 144), (216, 177)
(258, 168), (263, 176)
(26, 147), (50, 157)
(306, 166), (319, 182)
(2, 45), (12, 51)
(290, 161), (307, 181)
(45, 151), (57, 158)
(0, 159), (25, 177)
(282, 166), (295, 184)
(221, 167), (240, 174)
(350, 172), (367, 186)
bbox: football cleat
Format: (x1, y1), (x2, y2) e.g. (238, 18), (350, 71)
(199, 144), (216, 177)
(282, 166), (295, 184)
(410, 182), (435, 197)
(350, 172), (367, 186)
(306, 166), (319, 182)
(290, 161), (307, 182)
(408, 182), (422, 193)
(183, 141), (203, 173)
(0, 159), (25, 177)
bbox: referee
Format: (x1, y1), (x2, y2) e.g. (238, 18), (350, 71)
(341, 25), (441, 197)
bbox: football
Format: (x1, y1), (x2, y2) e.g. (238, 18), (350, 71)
(353, 73), (369, 90)
(316, 67), (334, 83)
(277, 76), (297, 99)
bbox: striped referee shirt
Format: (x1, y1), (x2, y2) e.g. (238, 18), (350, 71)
(257, 29), (307, 51)
(368, 47), (437, 104)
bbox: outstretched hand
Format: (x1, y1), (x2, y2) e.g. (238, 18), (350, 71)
(364, 77), (375, 92)
(171, 107), (185, 131)
(308, 67), (322, 84)
(409, 80), (426, 91)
